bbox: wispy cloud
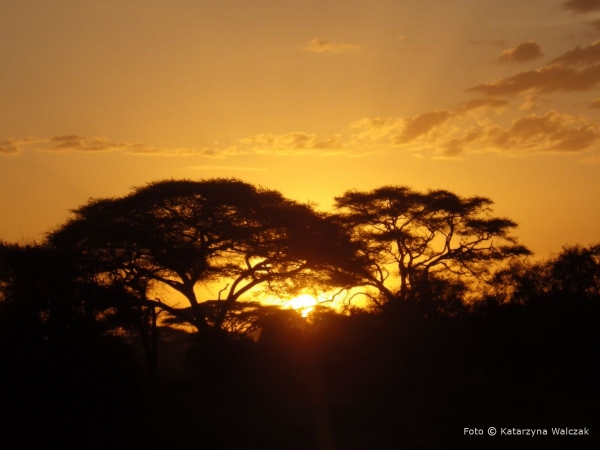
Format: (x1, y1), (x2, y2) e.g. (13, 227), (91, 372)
(0, 139), (20, 154)
(239, 132), (344, 155)
(469, 40), (600, 96)
(468, 64), (600, 96)
(520, 95), (539, 111)
(350, 100), (600, 157)
(0, 137), (40, 155)
(435, 111), (600, 156)
(48, 135), (125, 152)
(549, 40), (600, 66)
(389, 99), (510, 147)
(393, 111), (452, 144)
(498, 41), (543, 63)
(4, 94), (600, 164)
(0, 135), (240, 158)
(454, 97), (511, 114)
(349, 117), (402, 141)
(128, 145), (242, 157)
(589, 19), (600, 31)
(3, 132), (346, 159)
(302, 38), (362, 53)
(350, 97), (509, 149)
(562, 0), (600, 13)
(484, 111), (600, 153)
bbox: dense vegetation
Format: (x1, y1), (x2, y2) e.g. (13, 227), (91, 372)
(1, 179), (598, 449)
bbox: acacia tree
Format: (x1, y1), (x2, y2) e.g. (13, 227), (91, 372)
(49, 178), (353, 333)
(334, 186), (530, 308)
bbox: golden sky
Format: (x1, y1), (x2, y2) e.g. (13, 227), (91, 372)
(2, 0), (600, 257)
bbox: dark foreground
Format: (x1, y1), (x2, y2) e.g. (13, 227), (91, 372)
(3, 298), (599, 450)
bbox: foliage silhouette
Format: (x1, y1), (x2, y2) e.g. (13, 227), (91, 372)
(1, 241), (121, 342)
(0, 239), (163, 384)
(161, 300), (299, 339)
(48, 178), (354, 333)
(487, 242), (600, 305)
(334, 186), (531, 309)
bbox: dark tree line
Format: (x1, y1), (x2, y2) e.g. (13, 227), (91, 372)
(0, 178), (598, 449)
(1, 179), (530, 345)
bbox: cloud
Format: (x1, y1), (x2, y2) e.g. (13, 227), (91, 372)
(239, 132), (343, 155)
(48, 135), (124, 152)
(468, 64), (600, 96)
(589, 98), (600, 108)
(488, 111), (600, 152)
(590, 19), (600, 30)
(455, 97), (510, 114)
(6, 103), (600, 164)
(562, 0), (600, 13)
(45, 135), (242, 157)
(498, 41), (543, 63)
(0, 139), (19, 154)
(302, 38), (362, 53)
(434, 111), (600, 157)
(4, 132), (346, 159)
(393, 111), (452, 144)
(549, 40), (600, 66)
(469, 40), (600, 97)
(349, 98), (509, 147)
(348, 117), (402, 141)
(350, 112), (449, 147)
(520, 95), (538, 111)
(352, 104), (600, 157)
(127, 145), (242, 157)
(0, 134), (240, 158)
(392, 99), (507, 145)
(0, 136), (41, 155)
(446, 127), (491, 155)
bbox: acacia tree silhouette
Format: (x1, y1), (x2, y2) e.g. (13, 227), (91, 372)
(48, 178), (353, 333)
(334, 186), (530, 309)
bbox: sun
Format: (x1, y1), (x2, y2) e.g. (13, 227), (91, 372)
(285, 294), (317, 317)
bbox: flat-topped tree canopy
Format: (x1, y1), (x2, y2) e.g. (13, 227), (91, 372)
(334, 185), (531, 307)
(48, 178), (355, 332)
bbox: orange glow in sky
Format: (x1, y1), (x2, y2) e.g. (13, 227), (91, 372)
(1, 0), (600, 258)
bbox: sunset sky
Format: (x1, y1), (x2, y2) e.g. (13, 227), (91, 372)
(2, 0), (600, 257)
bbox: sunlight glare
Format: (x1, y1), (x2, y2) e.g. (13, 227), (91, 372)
(285, 294), (318, 317)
